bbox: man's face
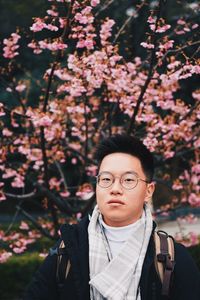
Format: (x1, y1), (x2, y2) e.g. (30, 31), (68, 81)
(96, 152), (155, 227)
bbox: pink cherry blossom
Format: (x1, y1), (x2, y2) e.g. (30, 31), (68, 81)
(47, 9), (58, 17)
(156, 24), (171, 33)
(39, 252), (48, 258)
(19, 221), (30, 230)
(192, 24), (199, 29)
(59, 17), (66, 28)
(147, 16), (156, 24)
(177, 19), (186, 25)
(140, 42), (154, 49)
(172, 181), (183, 190)
(11, 175), (25, 188)
(0, 251), (12, 263)
(2, 168), (17, 179)
(76, 212), (82, 220)
(192, 164), (200, 173)
(178, 214), (198, 224)
(2, 128), (13, 137)
(38, 40), (68, 51)
(150, 24), (156, 31)
(31, 114), (53, 127)
(75, 6), (93, 25)
(100, 18), (115, 46)
(71, 157), (77, 164)
(159, 39), (174, 51)
(60, 190), (70, 197)
(0, 103), (5, 116)
(28, 41), (43, 54)
(91, 0), (100, 7)
(49, 177), (62, 190)
(175, 232), (199, 247)
(188, 193), (200, 207)
(6, 87), (13, 92)
(15, 84), (26, 92)
(3, 33), (21, 59)
(192, 90), (200, 101)
(0, 191), (6, 201)
(76, 187), (94, 200)
(45, 24), (59, 31)
(30, 18), (46, 32)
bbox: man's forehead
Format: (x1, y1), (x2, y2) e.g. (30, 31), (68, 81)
(99, 152), (143, 174)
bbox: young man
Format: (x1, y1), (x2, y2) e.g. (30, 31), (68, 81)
(24, 134), (200, 300)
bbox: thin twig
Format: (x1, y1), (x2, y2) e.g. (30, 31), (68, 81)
(4, 201), (23, 236)
(127, 0), (165, 134)
(40, 126), (59, 230)
(95, 0), (115, 17)
(113, 1), (147, 44)
(84, 96), (89, 161)
(55, 160), (68, 192)
(154, 40), (200, 69)
(4, 191), (37, 199)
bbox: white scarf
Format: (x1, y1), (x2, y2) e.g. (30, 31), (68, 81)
(88, 204), (153, 300)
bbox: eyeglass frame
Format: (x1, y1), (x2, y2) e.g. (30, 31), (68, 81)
(96, 171), (150, 190)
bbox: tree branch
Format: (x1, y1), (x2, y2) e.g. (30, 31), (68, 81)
(16, 205), (57, 240)
(155, 40), (200, 69)
(43, 0), (76, 112)
(127, 0), (165, 134)
(4, 191), (37, 200)
(95, 0), (115, 17)
(113, 1), (147, 44)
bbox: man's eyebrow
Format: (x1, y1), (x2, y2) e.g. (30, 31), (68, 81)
(99, 170), (139, 175)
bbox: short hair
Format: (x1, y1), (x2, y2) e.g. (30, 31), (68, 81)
(94, 134), (154, 181)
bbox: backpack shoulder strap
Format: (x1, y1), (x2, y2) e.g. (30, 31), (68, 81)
(49, 239), (71, 293)
(154, 230), (175, 297)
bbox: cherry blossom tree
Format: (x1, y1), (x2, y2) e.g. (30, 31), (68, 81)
(0, 0), (200, 262)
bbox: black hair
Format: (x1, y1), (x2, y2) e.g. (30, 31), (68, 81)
(94, 134), (154, 181)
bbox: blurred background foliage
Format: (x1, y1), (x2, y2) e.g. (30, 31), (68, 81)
(0, 0), (199, 212)
(1, 0), (199, 110)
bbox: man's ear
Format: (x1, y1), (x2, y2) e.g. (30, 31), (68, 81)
(144, 182), (155, 203)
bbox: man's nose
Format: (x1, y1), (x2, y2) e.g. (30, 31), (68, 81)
(110, 178), (123, 194)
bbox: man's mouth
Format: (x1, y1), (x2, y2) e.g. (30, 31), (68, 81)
(107, 199), (125, 205)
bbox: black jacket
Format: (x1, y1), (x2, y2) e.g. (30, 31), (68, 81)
(24, 216), (200, 300)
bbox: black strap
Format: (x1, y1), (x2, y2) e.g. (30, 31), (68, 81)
(56, 252), (69, 292)
(157, 231), (175, 297)
(49, 243), (70, 294)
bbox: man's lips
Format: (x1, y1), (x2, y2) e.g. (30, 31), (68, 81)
(107, 199), (125, 205)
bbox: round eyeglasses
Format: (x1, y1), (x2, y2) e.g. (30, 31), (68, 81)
(96, 171), (150, 190)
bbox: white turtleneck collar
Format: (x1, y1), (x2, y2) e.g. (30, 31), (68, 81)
(99, 215), (143, 258)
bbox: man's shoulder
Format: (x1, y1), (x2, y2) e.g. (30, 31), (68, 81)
(174, 241), (194, 258)
(59, 215), (90, 245)
(174, 241), (200, 275)
(60, 215), (89, 232)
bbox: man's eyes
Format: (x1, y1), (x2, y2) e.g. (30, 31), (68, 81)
(101, 177), (112, 181)
(124, 178), (136, 182)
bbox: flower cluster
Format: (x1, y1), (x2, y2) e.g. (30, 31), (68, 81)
(30, 18), (59, 32)
(3, 33), (21, 59)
